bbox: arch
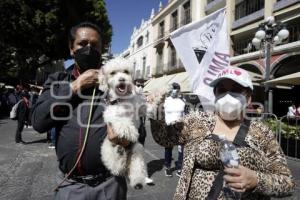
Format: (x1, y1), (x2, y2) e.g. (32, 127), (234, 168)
(271, 52), (300, 78)
(234, 61), (263, 74)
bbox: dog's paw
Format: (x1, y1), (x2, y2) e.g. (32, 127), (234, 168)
(112, 122), (139, 142)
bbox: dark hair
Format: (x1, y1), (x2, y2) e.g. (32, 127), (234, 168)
(171, 82), (181, 90)
(69, 21), (102, 48)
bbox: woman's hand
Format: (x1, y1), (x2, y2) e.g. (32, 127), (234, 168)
(223, 165), (258, 193)
(107, 123), (131, 147)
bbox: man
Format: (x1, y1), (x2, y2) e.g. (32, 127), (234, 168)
(15, 91), (30, 143)
(32, 22), (128, 200)
(163, 82), (185, 177)
(135, 79), (147, 145)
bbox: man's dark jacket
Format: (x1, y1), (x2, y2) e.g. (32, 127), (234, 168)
(31, 67), (108, 176)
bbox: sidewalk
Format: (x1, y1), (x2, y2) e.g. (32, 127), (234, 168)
(0, 118), (299, 200)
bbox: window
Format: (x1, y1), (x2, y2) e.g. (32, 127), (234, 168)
(287, 22), (300, 43)
(158, 21), (165, 39)
(137, 36), (143, 48)
(146, 66), (151, 77)
(235, 0), (264, 20)
(133, 61), (136, 74)
(145, 31), (149, 43)
(157, 49), (164, 73)
(171, 11), (178, 32)
(135, 70), (141, 78)
(142, 56), (146, 77)
(182, 1), (191, 25)
(233, 37), (255, 56)
(170, 46), (177, 67)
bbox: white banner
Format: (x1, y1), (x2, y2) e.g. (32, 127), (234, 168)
(170, 8), (230, 111)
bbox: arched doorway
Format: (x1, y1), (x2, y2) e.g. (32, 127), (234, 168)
(271, 54), (300, 117)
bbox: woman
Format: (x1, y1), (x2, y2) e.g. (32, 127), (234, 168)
(148, 67), (294, 199)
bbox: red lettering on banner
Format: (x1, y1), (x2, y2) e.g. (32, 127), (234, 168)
(211, 58), (227, 68)
(215, 52), (230, 63)
(209, 64), (224, 73)
(207, 70), (217, 76)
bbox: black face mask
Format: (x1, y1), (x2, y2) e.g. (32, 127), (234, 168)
(74, 46), (101, 71)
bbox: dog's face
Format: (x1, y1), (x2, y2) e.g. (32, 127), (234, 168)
(102, 58), (135, 100)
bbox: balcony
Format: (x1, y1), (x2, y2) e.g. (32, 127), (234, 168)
(287, 23), (300, 43)
(232, 0), (264, 29)
(233, 38), (256, 56)
(169, 24), (179, 33)
(205, 0), (226, 13)
(274, 0), (300, 12)
(180, 17), (191, 26)
(164, 59), (185, 74)
(232, 9), (264, 29)
(154, 62), (164, 77)
(154, 32), (166, 48)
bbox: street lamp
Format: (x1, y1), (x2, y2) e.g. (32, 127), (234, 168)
(252, 16), (289, 113)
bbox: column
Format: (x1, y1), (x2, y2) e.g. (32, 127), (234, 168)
(268, 89), (273, 114)
(191, 0), (207, 21)
(264, 0), (276, 19)
(226, 0), (235, 56)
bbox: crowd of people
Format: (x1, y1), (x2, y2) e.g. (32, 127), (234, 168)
(0, 21), (295, 200)
(0, 84), (40, 143)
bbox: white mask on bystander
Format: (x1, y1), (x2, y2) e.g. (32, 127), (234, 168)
(135, 86), (143, 94)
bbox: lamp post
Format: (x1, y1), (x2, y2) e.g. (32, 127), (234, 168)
(252, 16), (289, 113)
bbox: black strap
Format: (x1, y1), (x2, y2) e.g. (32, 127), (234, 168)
(232, 120), (250, 147)
(206, 171), (225, 200)
(206, 120), (250, 200)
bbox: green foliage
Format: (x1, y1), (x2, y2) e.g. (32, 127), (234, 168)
(0, 0), (112, 83)
(264, 119), (300, 139)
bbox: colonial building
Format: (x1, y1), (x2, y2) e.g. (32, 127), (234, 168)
(122, 0), (300, 116)
(121, 9), (156, 81)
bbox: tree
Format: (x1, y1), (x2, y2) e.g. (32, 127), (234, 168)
(0, 0), (112, 84)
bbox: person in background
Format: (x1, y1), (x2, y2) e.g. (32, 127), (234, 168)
(7, 88), (17, 111)
(135, 79), (154, 185)
(163, 82), (185, 177)
(148, 67), (294, 199)
(287, 103), (296, 118)
(295, 103), (300, 117)
(15, 91), (30, 144)
(48, 127), (56, 149)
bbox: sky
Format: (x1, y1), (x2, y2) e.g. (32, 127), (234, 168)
(105, 0), (168, 55)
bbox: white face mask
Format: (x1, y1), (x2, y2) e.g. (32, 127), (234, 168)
(215, 92), (247, 121)
(170, 89), (179, 98)
(135, 86), (143, 94)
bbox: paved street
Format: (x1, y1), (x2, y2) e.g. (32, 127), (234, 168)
(0, 117), (299, 200)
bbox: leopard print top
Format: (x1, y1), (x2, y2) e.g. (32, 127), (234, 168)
(149, 111), (295, 200)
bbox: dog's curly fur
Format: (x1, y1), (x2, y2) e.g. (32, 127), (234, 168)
(99, 57), (147, 189)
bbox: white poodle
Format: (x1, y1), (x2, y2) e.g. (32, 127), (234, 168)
(99, 57), (147, 189)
